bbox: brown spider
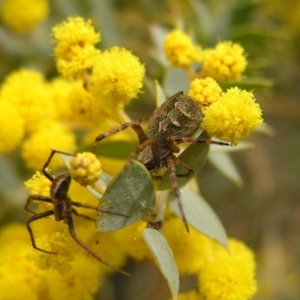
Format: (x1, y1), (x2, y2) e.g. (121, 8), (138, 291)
(92, 91), (230, 231)
(25, 149), (130, 276)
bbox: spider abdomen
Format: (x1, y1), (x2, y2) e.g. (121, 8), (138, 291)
(147, 92), (202, 145)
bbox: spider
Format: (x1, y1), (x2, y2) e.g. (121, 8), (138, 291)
(24, 149), (130, 276)
(92, 91), (230, 231)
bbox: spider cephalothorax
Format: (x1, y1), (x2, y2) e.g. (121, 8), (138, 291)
(92, 92), (229, 231)
(25, 149), (129, 275)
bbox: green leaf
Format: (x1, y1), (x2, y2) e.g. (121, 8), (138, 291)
(142, 228), (179, 299)
(219, 77), (273, 90)
(156, 131), (210, 191)
(170, 185), (228, 250)
(96, 160), (156, 232)
(208, 152), (244, 188)
(92, 140), (138, 159)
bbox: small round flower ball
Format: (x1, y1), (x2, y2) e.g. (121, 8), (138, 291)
(198, 239), (257, 300)
(0, 102), (25, 153)
(164, 30), (197, 68)
(202, 41), (247, 81)
(1, 0), (49, 34)
(52, 17), (101, 79)
(21, 122), (76, 170)
(89, 47), (145, 110)
(201, 87), (263, 145)
(69, 152), (102, 186)
(188, 77), (222, 107)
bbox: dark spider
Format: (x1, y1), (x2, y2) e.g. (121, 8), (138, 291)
(92, 91), (230, 231)
(24, 149), (130, 276)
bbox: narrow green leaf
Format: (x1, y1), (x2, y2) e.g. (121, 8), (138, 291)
(142, 228), (179, 299)
(219, 77), (273, 90)
(170, 185), (228, 250)
(156, 131), (210, 191)
(96, 160), (156, 232)
(208, 153), (244, 188)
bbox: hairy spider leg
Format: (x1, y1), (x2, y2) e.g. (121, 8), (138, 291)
(70, 200), (129, 218)
(92, 121), (148, 153)
(27, 209), (56, 254)
(168, 136), (230, 147)
(41, 148), (74, 181)
(66, 215), (130, 276)
(25, 195), (53, 214)
(166, 156), (189, 232)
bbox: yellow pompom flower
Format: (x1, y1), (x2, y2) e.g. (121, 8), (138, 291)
(46, 254), (102, 300)
(21, 123), (76, 170)
(27, 226), (78, 273)
(164, 30), (197, 68)
(89, 47), (145, 110)
(198, 239), (257, 300)
(201, 87), (263, 145)
(164, 217), (212, 274)
(52, 17), (101, 79)
(0, 224), (47, 300)
(0, 68), (56, 134)
(0, 102), (24, 153)
(188, 77), (222, 107)
(70, 152), (102, 186)
(202, 41), (247, 81)
(0, 223), (102, 300)
(0, 0), (49, 34)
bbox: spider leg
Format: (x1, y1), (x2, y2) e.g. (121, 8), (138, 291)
(92, 122), (148, 153)
(72, 208), (95, 221)
(71, 201), (129, 218)
(66, 215), (130, 276)
(166, 157), (189, 232)
(42, 149), (74, 181)
(27, 210), (56, 254)
(174, 157), (194, 178)
(24, 195), (53, 214)
(168, 136), (230, 146)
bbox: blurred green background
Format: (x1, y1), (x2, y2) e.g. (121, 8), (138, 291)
(1, 0), (300, 299)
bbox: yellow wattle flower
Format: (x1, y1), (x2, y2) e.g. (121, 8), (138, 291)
(201, 87), (263, 145)
(70, 152), (102, 186)
(89, 47), (145, 110)
(164, 29), (197, 68)
(202, 41), (247, 81)
(188, 77), (222, 107)
(52, 17), (101, 79)
(198, 239), (257, 300)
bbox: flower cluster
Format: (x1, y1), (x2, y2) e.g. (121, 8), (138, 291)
(188, 77), (263, 145)
(52, 17), (101, 80)
(164, 29), (247, 82)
